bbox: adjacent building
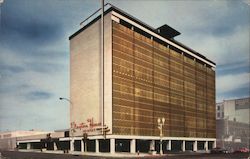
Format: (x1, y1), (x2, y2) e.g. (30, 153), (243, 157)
(216, 97), (250, 124)
(216, 119), (250, 152)
(216, 97), (250, 151)
(0, 130), (50, 150)
(69, 5), (216, 153)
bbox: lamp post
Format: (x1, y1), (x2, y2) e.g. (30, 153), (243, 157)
(157, 117), (165, 155)
(59, 97), (74, 151)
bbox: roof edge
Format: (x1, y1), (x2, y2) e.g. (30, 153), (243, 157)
(69, 5), (216, 67)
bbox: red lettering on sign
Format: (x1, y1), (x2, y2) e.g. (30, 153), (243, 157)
(70, 118), (101, 132)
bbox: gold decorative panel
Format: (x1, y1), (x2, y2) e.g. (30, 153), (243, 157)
(112, 21), (215, 138)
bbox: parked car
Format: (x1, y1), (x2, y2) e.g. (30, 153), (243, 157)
(210, 147), (229, 154)
(234, 147), (249, 153)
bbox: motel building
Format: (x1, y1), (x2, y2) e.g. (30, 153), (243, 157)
(16, 4), (216, 154)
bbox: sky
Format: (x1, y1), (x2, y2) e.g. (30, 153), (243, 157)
(0, 0), (249, 132)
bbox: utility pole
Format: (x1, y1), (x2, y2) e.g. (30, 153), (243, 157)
(59, 97), (74, 151)
(100, 0), (105, 138)
(0, 0), (4, 31)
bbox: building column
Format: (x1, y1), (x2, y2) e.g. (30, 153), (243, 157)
(167, 140), (171, 151)
(70, 139), (74, 152)
(53, 142), (57, 151)
(213, 141), (216, 148)
(204, 141), (208, 151)
(130, 139), (136, 153)
(150, 140), (155, 151)
(182, 141), (185, 152)
(27, 143), (31, 150)
(110, 139), (115, 154)
(193, 141), (197, 152)
(81, 140), (85, 152)
(95, 139), (99, 153)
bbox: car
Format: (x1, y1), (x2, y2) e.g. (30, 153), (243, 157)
(210, 147), (229, 154)
(234, 147), (249, 153)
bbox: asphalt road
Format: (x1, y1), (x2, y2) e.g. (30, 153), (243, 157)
(0, 150), (249, 159)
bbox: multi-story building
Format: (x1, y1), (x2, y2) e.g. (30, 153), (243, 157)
(216, 119), (250, 151)
(216, 97), (250, 124)
(69, 5), (216, 153)
(216, 97), (250, 151)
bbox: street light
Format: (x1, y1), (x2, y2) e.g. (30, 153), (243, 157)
(59, 97), (72, 104)
(157, 117), (165, 155)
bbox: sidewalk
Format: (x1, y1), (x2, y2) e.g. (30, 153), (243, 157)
(18, 149), (158, 158)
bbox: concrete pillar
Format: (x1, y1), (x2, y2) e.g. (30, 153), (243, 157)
(204, 141), (208, 151)
(95, 139), (99, 153)
(213, 141), (216, 148)
(130, 139), (136, 153)
(45, 142), (47, 150)
(53, 142), (57, 151)
(167, 140), (171, 151)
(110, 139), (115, 154)
(27, 143), (31, 150)
(70, 139), (74, 152)
(193, 141), (197, 152)
(81, 140), (85, 152)
(182, 141), (185, 152)
(150, 140), (155, 151)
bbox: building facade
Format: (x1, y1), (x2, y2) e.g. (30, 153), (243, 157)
(216, 119), (250, 151)
(68, 5), (216, 153)
(0, 130), (50, 150)
(216, 97), (250, 124)
(216, 97), (250, 151)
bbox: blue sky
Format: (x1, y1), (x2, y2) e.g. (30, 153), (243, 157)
(0, 0), (249, 132)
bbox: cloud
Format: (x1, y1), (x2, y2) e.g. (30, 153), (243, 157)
(216, 72), (250, 94)
(24, 61), (64, 73)
(1, 5), (63, 49)
(216, 87), (250, 103)
(216, 61), (250, 76)
(0, 64), (25, 74)
(216, 72), (250, 102)
(243, 0), (250, 5)
(25, 91), (53, 101)
(180, 25), (249, 65)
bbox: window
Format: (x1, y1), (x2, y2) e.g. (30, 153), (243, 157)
(217, 112), (220, 118)
(217, 106), (220, 110)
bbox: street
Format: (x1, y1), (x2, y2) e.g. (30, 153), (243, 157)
(0, 150), (249, 159)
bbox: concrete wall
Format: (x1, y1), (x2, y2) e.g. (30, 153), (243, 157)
(216, 119), (250, 151)
(223, 100), (236, 121)
(70, 13), (112, 136)
(235, 109), (249, 123)
(235, 98), (250, 123)
(0, 131), (50, 139)
(16, 131), (64, 141)
(0, 131), (51, 150)
(217, 98), (250, 124)
(0, 138), (17, 150)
